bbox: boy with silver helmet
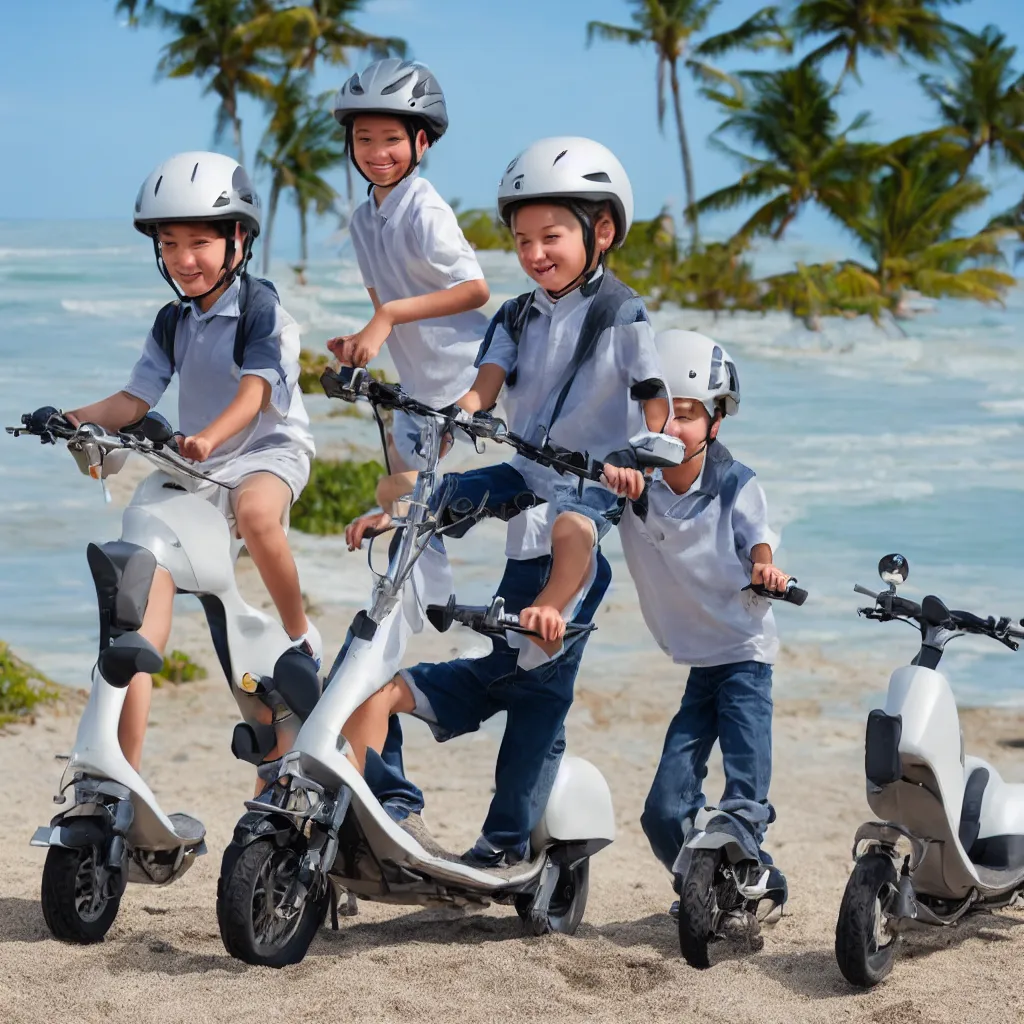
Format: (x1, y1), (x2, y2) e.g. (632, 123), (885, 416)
(343, 137), (668, 870)
(618, 329), (791, 913)
(65, 151), (318, 770)
(329, 58), (490, 511)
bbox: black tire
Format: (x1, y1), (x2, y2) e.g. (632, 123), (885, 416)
(677, 849), (720, 969)
(217, 838), (328, 968)
(40, 845), (121, 944)
(835, 853), (900, 988)
(516, 858), (590, 936)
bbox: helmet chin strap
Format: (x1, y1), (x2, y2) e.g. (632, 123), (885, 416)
(151, 228), (252, 305)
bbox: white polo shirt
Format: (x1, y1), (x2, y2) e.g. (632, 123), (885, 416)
(349, 170), (488, 409)
(479, 270), (663, 559)
(123, 277), (315, 469)
(619, 442), (780, 667)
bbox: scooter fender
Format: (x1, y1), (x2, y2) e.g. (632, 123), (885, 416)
(31, 817), (108, 850)
(672, 812), (762, 882)
(531, 756), (615, 854)
(220, 809), (298, 880)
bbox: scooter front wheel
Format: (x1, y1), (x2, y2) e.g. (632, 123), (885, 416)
(41, 845), (121, 944)
(515, 857), (590, 936)
(835, 853), (900, 987)
(218, 838), (328, 967)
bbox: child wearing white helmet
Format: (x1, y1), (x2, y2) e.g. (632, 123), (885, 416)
(617, 329), (791, 913)
(64, 151), (318, 771)
(343, 137), (668, 869)
(329, 58), (490, 510)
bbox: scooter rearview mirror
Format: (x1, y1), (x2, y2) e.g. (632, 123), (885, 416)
(878, 552), (909, 589)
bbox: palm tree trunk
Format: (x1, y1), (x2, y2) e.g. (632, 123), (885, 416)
(262, 178), (280, 276)
(234, 115), (245, 170)
(669, 59), (699, 251)
(299, 202), (309, 266)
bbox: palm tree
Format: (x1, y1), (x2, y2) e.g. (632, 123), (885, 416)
(693, 63), (873, 241)
(791, 0), (965, 91)
(920, 25), (1024, 175)
(153, 0), (280, 168)
(586, 1), (788, 249)
(840, 146), (1014, 311)
(247, 0), (404, 72)
(257, 78), (346, 272)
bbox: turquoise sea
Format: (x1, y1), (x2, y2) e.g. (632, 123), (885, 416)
(1, 219), (1021, 705)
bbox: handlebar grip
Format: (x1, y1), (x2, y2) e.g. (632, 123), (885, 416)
(853, 584), (880, 600)
(744, 582), (807, 605)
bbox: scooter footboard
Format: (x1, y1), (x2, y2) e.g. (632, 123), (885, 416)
(532, 756), (615, 851)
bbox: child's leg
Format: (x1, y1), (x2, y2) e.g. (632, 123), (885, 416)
(716, 660), (775, 848)
(640, 667), (720, 873)
(231, 472), (307, 641)
(376, 411), (453, 516)
(118, 566), (175, 771)
(341, 673), (417, 773)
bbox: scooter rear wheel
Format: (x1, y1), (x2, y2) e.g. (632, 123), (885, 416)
(515, 858), (590, 936)
(217, 838), (328, 967)
(835, 853), (899, 987)
(41, 845), (121, 944)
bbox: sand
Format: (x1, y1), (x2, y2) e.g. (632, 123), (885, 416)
(2, 458), (1024, 1024)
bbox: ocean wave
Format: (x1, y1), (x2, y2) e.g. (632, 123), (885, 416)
(0, 246), (135, 260)
(60, 297), (164, 319)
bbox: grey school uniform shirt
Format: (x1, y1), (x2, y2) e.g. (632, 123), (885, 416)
(123, 277), (315, 479)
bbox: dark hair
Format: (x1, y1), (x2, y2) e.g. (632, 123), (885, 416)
(155, 220), (237, 238)
(505, 197), (619, 240)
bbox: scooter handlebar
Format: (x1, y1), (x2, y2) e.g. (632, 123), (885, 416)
(425, 599), (595, 641)
(743, 580), (808, 606)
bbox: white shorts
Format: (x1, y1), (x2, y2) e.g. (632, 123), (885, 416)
(189, 447), (311, 530)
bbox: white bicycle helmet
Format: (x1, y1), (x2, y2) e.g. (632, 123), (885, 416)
(332, 58), (448, 142)
(133, 151), (261, 301)
(133, 151), (261, 237)
(656, 330), (741, 417)
(496, 136), (634, 246)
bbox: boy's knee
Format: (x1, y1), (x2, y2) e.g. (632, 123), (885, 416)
(552, 510), (597, 551)
(234, 496), (284, 541)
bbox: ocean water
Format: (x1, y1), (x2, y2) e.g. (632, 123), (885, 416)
(0, 219), (1021, 705)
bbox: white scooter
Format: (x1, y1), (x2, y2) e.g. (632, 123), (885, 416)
(9, 407), (319, 943)
(835, 553), (1024, 987)
(216, 367), (687, 967)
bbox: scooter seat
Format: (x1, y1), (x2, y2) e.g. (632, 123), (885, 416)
(168, 813), (206, 844)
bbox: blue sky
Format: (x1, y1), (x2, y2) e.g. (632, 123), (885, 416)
(1, 0), (1022, 259)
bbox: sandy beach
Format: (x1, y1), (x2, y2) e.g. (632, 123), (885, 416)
(2, 459), (1024, 1024)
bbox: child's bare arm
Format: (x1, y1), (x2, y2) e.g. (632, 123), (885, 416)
(328, 280), (490, 367)
(66, 392), (151, 432)
(457, 364), (507, 414)
(181, 376), (270, 461)
(520, 511), (596, 654)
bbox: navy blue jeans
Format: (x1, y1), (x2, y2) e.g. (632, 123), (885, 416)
(641, 661), (775, 873)
(367, 462), (612, 856)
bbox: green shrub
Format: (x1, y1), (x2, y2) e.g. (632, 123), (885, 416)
(291, 458), (385, 535)
(0, 642), (59, 726)
(152, 649), (208, 688)
(298, 349), (331, 394)
(457, 208), (515, 251)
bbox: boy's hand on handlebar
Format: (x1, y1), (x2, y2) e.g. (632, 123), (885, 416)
(345, 511), (392, 551)
(752, 562), (790, 593)
(519, 605), (567, 643)
(327, 310), (391, 368)
(601, 464), (645, 500)
(181, 434), (215, 462)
